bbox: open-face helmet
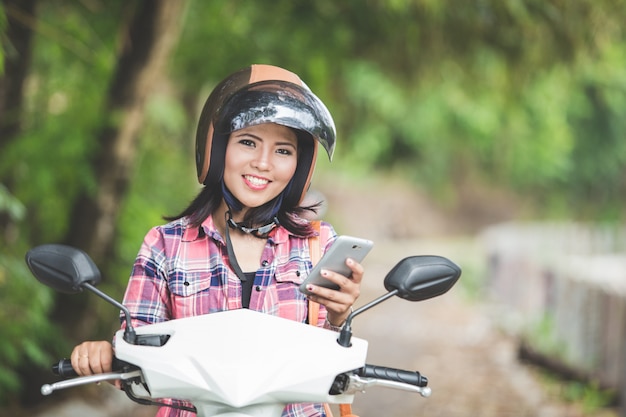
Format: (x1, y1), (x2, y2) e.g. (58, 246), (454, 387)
(195, 64), (336, 206)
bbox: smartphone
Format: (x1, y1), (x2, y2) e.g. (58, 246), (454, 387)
(299, 235), (374, 295)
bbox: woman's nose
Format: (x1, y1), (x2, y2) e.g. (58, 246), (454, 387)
(251, 151), (271, 170)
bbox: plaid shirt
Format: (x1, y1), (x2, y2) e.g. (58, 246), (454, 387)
(122, 215), (337, 417)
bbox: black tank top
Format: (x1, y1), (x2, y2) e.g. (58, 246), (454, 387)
(242, 271), (256, 308)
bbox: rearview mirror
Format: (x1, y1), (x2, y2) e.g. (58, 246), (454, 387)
(384, 255), (461, 302)
(338, 254), (462, 347)
(25, 244), (101, 294)
(25, 244), (138, 343)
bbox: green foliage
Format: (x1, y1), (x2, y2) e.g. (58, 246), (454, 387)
(0, 251), (59, 404)
(113, 91), (198, 284)
(539, 372), (617, 415)
(0, 184), (25, 222)
(2, 0), (626, 407)
(561, 381), (616, 414)
(525, 314), (567, 359)
(0, 0), (128, 402)
(0, 1), (121, 244)
(171, 0), (626, 219)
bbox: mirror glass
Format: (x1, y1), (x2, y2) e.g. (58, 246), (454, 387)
(384, 255), (461, 302)
(25, 244), (101, 293)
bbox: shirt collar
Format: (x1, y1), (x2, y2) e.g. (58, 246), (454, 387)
(182, 216), (223, 243)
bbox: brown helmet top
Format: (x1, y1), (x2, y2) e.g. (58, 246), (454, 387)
(195, 64), (336, 204)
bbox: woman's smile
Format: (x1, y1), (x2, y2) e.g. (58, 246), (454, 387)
(243, 174), (270, 189)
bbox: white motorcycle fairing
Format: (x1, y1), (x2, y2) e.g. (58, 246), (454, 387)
(114, 309), (368, 417)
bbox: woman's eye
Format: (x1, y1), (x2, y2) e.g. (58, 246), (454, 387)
(239, 139), (255, 147)
(276, 148), (294, 156)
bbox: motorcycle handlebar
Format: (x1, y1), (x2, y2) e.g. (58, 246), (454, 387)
(357, 365), (428, 387)
(52, 358), (134, 378)
(55, 358), (427, 389)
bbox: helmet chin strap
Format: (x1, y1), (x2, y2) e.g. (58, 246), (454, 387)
(226, 210), (279, 239)
(224, 210), (278, 286)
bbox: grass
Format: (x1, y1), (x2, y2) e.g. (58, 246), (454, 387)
(535, 370), (619, 416)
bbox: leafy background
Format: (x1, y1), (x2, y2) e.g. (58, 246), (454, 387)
(1, 0), (625, 412)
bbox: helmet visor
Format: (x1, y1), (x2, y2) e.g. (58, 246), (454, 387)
(216, 80), (336, 160)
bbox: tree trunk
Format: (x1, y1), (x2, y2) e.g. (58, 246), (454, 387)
(0, 0), (38, 238)
(48, 0), (186, 349)
(65, 0), (186, 263)
(13, 1), (186, 408)
(0, 0), (36, 148)
(54, 0), (185, 332)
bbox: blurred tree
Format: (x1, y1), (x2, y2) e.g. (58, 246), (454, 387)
(0, 0), (186, 407)
(1, 0), (626, 410)
(51, 0), (186, 358)
(0, 0), (37, 228)
(65, 0), (185, 264)
(169, 0), (626, 216)
(0, 0), (36, 147)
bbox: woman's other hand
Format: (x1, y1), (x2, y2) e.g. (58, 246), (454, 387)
(70, 340), (114, 376)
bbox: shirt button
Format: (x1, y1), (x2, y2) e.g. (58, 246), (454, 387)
(296, 271), (301, 277)
(255, 286), (262, 292)
(262, 260), (269, 266)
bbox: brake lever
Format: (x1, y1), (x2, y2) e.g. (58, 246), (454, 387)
(41, 370), (143, 395)
(344, 374), (432, 397)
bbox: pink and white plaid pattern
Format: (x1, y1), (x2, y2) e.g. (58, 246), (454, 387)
(120, 215), (337, 417)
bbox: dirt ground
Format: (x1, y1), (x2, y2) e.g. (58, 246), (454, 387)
(323, 174), (620, 417)
(348, 238), (619, 417)
(21, 174), (623, 417)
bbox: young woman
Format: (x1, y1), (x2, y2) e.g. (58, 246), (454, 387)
(70, 64), (364, 417)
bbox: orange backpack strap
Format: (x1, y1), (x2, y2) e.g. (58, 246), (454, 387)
(308, 221), (322, 327)
(307, 221), (357, 417)
(339, 404), (358, 417)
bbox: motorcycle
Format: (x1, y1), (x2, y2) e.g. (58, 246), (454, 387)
(25, 244), (461, 417)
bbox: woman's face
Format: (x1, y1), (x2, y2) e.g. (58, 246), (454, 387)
(223, 123), (298, 211)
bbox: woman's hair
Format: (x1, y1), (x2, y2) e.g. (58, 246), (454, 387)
(165, 130), (320, 236)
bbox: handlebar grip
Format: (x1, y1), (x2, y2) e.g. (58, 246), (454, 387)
(52, 358), (132, 377)
(358, 365), (428, 387)
(52, 359), (77, 377)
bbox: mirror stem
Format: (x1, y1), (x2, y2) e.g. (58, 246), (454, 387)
(82, 282), (137, 344)
(337, 289), (398, 347)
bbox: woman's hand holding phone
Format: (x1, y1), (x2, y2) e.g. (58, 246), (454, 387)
(300, 235), (373, 326)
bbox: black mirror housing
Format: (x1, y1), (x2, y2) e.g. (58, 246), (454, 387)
(384, 256), (461, 302)
(25, 244), (102, 294)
